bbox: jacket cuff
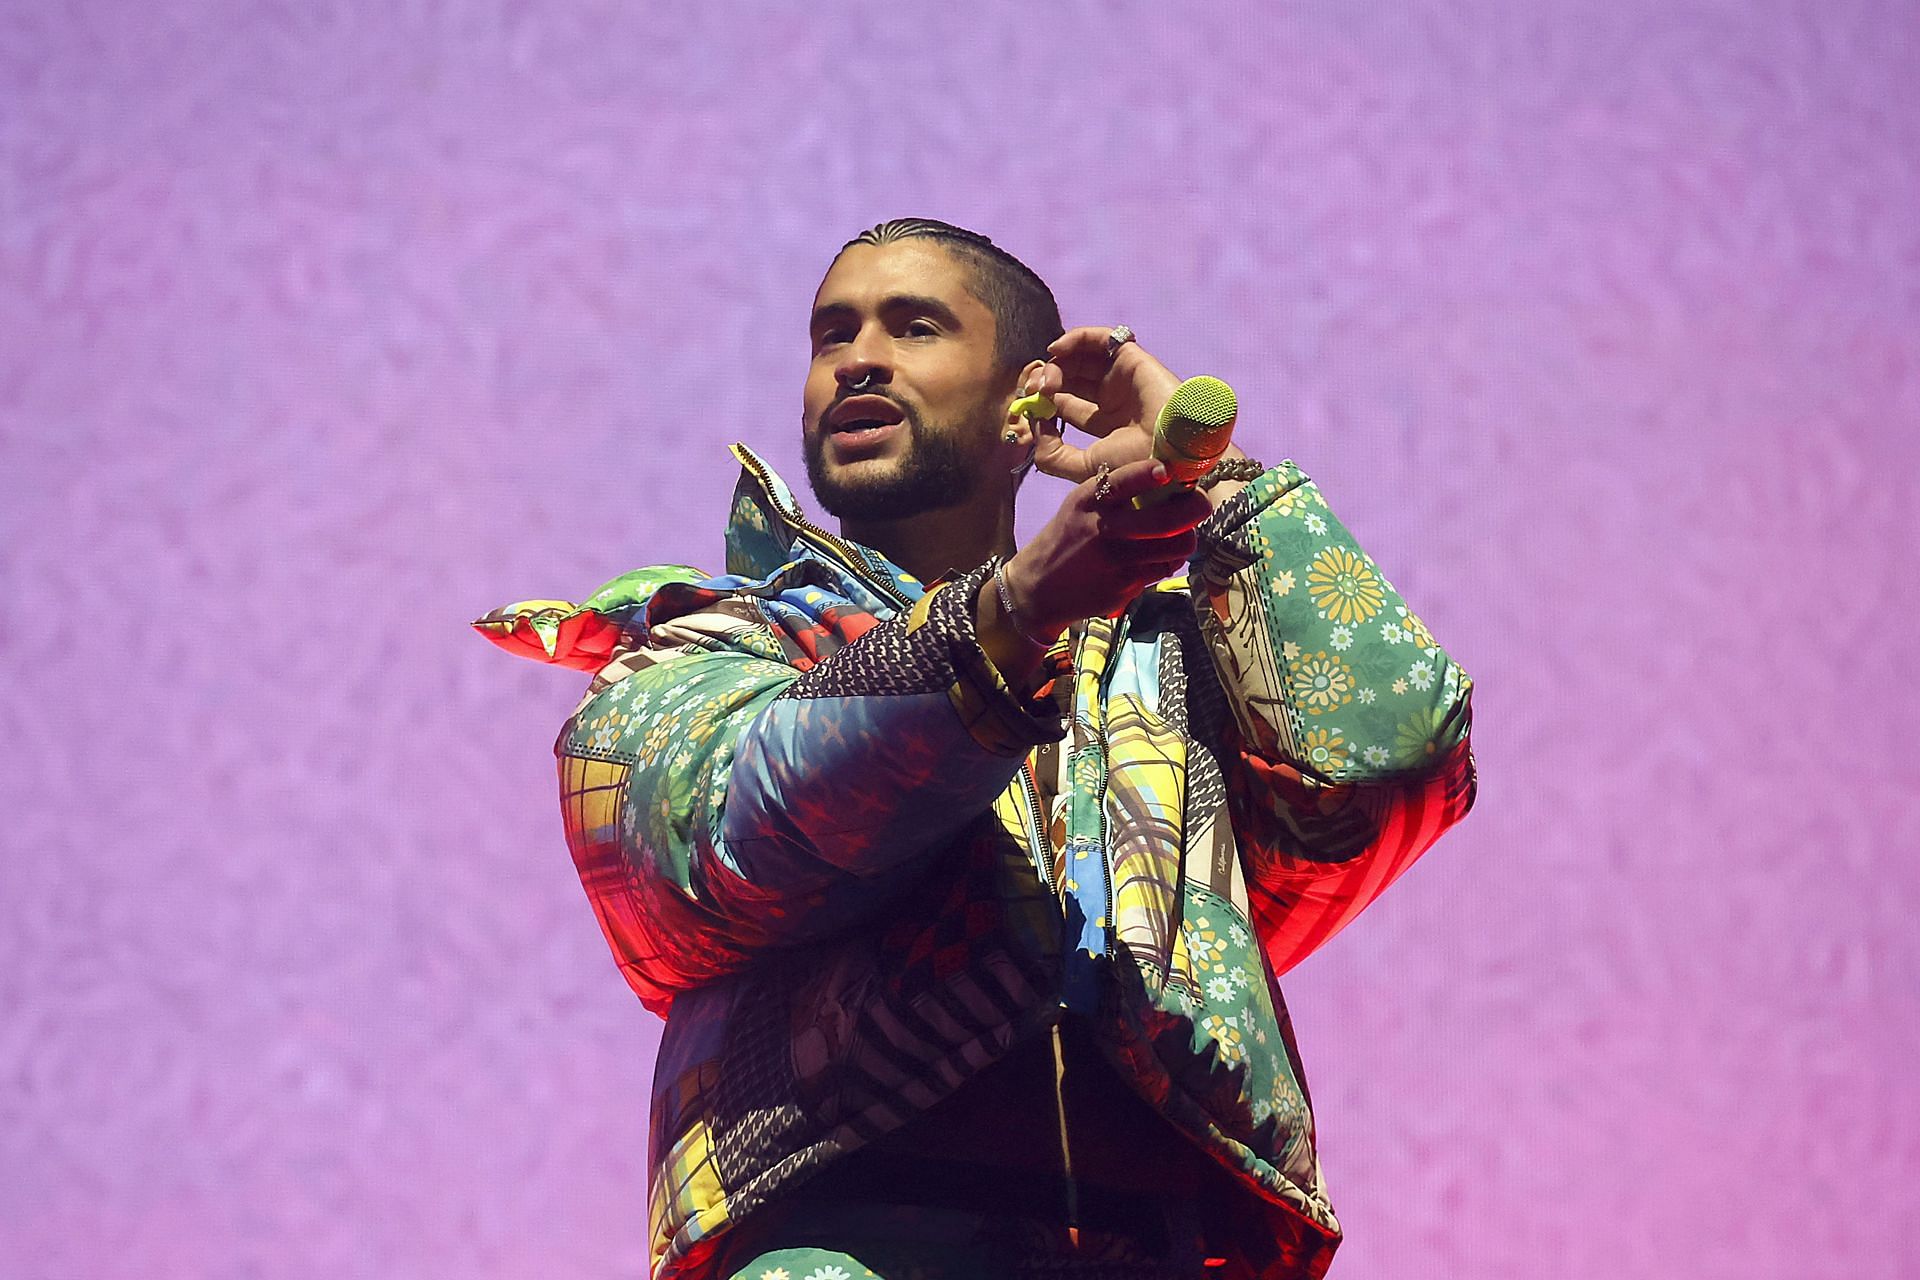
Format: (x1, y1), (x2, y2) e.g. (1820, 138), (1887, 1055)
(923, 561), (1068, 756)
(1193, 461), (1310, 563)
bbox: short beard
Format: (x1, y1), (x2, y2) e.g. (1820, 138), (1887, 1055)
(804, 398), (985, 522)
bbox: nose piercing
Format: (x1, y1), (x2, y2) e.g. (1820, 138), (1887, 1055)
(848, 369), (877, 391)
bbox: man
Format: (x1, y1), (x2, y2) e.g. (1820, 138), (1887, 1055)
(476, 219), (1477, 1279)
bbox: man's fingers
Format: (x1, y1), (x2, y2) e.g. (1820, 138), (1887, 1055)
(1046, 326), (1116, 359)
(1108, 529), (1198, 565)
(1132, 555), (1193, 586)
(1049, 390), (1102, 432)
(1047, 328), (1167, 384)
(1028, 357), (1121, 426)
(1030, 425), (1093, 483)
(1047, 325), (1134, 370)
(1096, 489), (1211, 538)
(1022, 363), (1059, 396)
(1103, 544), (1193, 589)
(1085, 458), (1170, 506)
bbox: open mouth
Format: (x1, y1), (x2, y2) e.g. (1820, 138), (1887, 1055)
(827, 394), (908, 441)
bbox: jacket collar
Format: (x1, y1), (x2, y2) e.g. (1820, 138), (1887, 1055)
(722, 443), (925, 608)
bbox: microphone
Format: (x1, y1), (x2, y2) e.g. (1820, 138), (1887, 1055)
(1006, 373), (1239, 503)
(1137, 375), (1237, 506)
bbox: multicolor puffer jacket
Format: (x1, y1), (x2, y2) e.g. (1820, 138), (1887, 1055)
(475, 444), (1477, 1280)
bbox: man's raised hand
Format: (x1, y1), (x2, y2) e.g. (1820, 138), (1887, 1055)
(1025, 326), (1183, 484)
(1001, 458), (1212, 641)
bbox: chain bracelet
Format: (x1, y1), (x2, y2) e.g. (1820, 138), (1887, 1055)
(1197, 458), (1267, 489)
(991, 559), (1056, 648)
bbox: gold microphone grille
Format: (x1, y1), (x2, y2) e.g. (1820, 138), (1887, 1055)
(1158, 375), (1238, 463)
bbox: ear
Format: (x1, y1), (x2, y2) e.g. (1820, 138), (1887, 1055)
(999, 358), (1050, 444)
(994, 359), (1049, 480)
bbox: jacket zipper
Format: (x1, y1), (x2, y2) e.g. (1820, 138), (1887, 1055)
(738, 449), (1068, 906)
(738, 443), (1086, 1245)
(1007, 747), (1081, 1245)
(1098, 747), (1116, 951)
(1018, 760), (1055, 896)
(739, 447), (1066, 909)
(1080, 623), (1118, 955)
(1020, 750), (1084, 1248)
(733, 447), (913, 611)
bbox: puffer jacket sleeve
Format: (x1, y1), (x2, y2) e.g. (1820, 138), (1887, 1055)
(1188, 462), (1478, 976)
(555, 560), (1063, 1014)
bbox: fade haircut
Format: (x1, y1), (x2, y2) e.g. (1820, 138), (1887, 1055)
(839, 219), (1064, 378)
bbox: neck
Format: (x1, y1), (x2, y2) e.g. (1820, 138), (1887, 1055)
(839, 494), (1016, 585)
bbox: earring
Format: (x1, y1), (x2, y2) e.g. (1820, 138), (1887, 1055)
(1002, 428), (1021, 444)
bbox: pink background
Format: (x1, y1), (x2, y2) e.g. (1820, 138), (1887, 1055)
(4, 1), (1916, 1276)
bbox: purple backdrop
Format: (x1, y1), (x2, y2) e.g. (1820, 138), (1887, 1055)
(4, 1), (1917, 1276)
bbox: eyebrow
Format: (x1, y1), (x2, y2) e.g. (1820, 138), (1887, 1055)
(809, 293), (965, 335)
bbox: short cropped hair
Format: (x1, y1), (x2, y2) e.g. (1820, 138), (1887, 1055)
(839, 219), (1064, 378)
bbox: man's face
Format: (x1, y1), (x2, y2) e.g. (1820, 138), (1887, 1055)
(803, 239), (1009, 521)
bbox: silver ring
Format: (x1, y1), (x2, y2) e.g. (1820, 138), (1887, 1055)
(1104, 325), (1135, 360)
(1093, 464), (1115, 504)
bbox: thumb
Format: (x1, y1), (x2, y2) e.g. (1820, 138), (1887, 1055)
(1031, 419), (1094, 483)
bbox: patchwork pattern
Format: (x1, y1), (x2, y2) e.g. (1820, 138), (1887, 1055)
(484, 445), (1476, 1279)
(1198, 465), (1475, 782)
(780, 606), (952, 698)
